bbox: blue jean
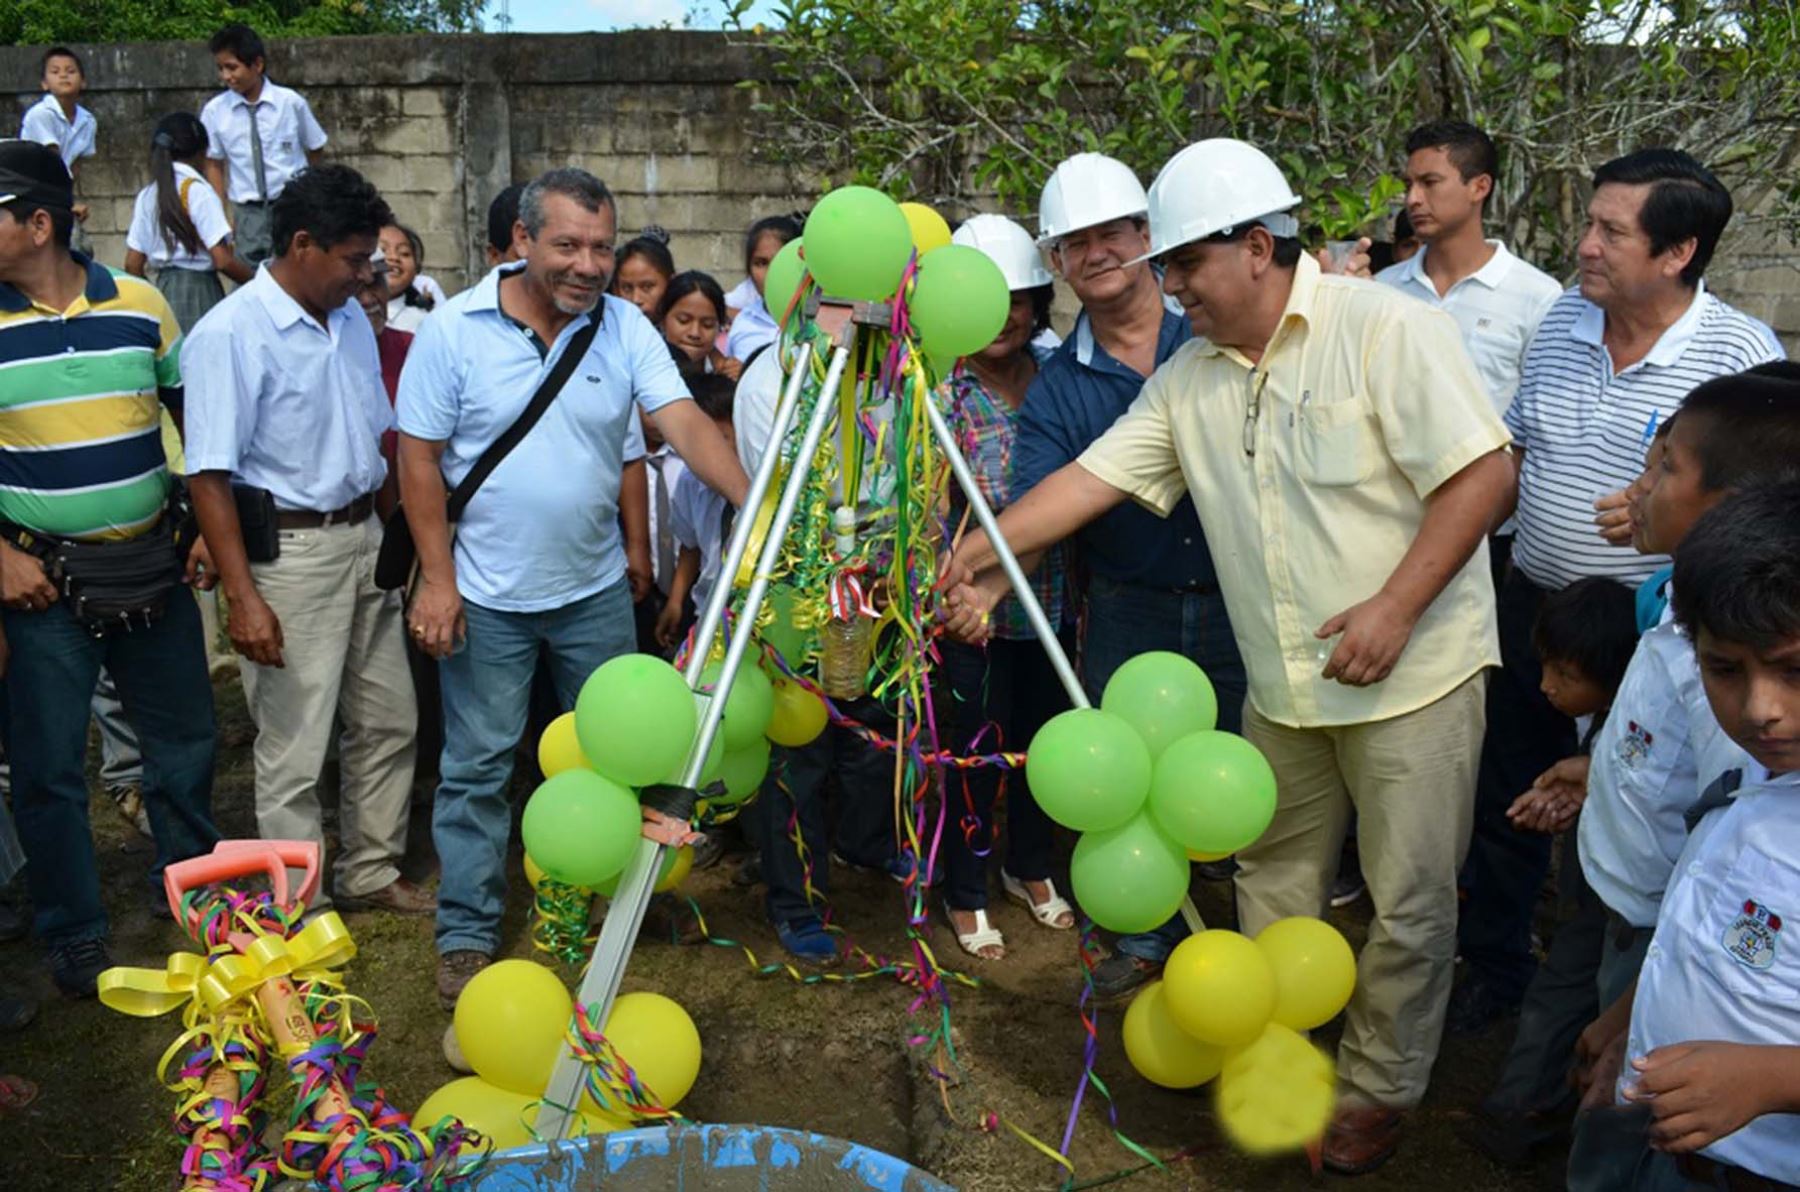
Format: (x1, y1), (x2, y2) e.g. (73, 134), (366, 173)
(755, 696), (897, 926)
(0, 594), (217, 944)
(1081, 573), (1246, 963)
(433, 582), (636, 956)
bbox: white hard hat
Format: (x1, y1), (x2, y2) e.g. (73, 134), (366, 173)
(951, 214), (1055, 290)
(1133, 138), (1303, 264)
(1036, 153), (1148, 246)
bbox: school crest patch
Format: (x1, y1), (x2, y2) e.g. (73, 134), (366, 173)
(1616, 720), (1655, 768)
(1722, 898), (1782, 971)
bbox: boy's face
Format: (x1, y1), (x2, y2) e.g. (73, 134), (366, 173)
(215, 51), (264, 96)
(43, 55), (83, 99)
(1696, 629), (1800, 774)
(1637, 416), (1720, 556)
(1626, 434), (1667, 553)
(1540, 657), (1610, 719)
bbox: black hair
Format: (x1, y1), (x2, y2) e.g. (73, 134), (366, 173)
(385, 222), (433, 310)
(688, 372), (736, 423)
(1025, 284), (1054, 335)
(42, 46), (84, 76)
(1533, 577), (1639, 699)
(519, 168), (615, 237)
(742, 213), (803, 274)
(1405, 120), (1499, 209)
(209, 24), (267, 68)
(616, 228), (676, 280)
(1392, 209), (1415, 243)
(485, 183), (523, 254)
(271, 164), (393, 258)
(1675, 362), (1800, 493)
(656, 270), (726, 326)
(2, 202), (73, 249)
(1673, 480), (1800, 651)
(149, 112), (209, 258)
(1591, 149), (1732, 288)
(1205, 223), (1304, 268)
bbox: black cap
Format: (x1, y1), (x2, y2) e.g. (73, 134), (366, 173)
(0, 139), (74, 210)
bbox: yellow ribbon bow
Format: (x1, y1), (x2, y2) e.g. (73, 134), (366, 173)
(98, 912), (357, 1019)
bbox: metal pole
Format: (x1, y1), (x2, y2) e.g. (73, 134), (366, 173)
(921, 393), (1205, 935)
(537, 334), (855, 1135)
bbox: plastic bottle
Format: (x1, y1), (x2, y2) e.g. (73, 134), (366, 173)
(821, 505), (872, 699)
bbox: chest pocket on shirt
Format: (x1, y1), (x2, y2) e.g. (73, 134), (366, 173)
(1705, 847), (1800, 1004)
(1295, 395), (1377, 487)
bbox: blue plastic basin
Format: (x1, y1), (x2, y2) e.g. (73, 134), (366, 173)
(465, 1123), (953, 1191)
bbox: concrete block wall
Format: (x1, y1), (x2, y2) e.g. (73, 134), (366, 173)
(3, 31), (1795, 353)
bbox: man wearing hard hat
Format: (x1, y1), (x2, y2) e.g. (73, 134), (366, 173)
(951, 153), (1247, 1000)
(947, 139), (1515, 1172)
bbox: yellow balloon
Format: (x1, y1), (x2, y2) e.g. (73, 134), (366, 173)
(580, 991), (701, 1116)
(899, 201), (953, 255)
(1215, 1023), (1335, 1154)
(1121, 980), (1225, 1089)
(766, 677), (828, 747)
(656, 845), (693, 893)
(524, 854), (547, 890)
(538, 712), (592, 778)
(1255, 916), (1357, 1031)
(1161, 930), (1276, 1048)
(414, 1076), (537, 1150)
(453, 959), (573, 1096)
(1185, 848), (1231, 862)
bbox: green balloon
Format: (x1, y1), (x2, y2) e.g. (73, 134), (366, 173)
(763, 237), (809, 325)
(700, 657), (775, 751)
(594, 846), (680, 897)
(663, 721), (725, 787)
(1025, 708), (1153, 832)
(520, 770), (641, 889)
(1069, 813), (1190, 934)
(711, 738), (771, 805)
(761, 585), (814, 665)
(1101, 651), (1219, 760)
(1147, 730), (1278, 856)
(804, 186), (913, 301)
(908, 244), (1010, 359)
(575, 654), (697, 788)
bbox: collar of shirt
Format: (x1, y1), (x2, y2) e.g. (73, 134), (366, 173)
(0, 250), (117, 314)
(1070, 305), (1189, 377)
(1392, 239), (1517, 296)
(466, 260), (606, 333)
(1569, 280), (1709, 368)
(244, 264), (354, 339)
(30, 93), (92, 130)
(225, 80), (285, 111)
(1191, 251), (1324, 369)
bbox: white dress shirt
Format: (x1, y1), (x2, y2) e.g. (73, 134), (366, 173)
(669, 465), (728, 613)
(200, 81), (328, 203)
(126, 163), (232, 270)
(182, 268), (393, 511)
(19, 94), (96, 171)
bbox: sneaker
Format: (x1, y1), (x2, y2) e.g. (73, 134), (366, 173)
(1446, 975), (1521, 1037)
(1328, 870), (1367, 908)
(337, 878), (437, 916)
(49, 937), (113, 999)
(437, 950), (491, 1011)
(106, 785), (152, 839)
(1089, 952), (1161, 1003)
(774, 916), (838, 965)
(883, 851), (942, 888)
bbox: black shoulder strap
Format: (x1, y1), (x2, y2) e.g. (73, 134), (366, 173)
(445, 315), (600, 523)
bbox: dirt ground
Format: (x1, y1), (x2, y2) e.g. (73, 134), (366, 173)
(0, 674), (1566, 1191)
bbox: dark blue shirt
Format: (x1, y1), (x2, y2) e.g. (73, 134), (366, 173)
(1013, 308), (1218, 589)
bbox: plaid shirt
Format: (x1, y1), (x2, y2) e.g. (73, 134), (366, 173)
(944, 346), (1068, 640)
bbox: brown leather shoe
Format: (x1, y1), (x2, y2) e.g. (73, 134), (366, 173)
(1322, 1104), (1404, 1175)
(437, 950), (490, 1011)
(338, 878), (437, 916)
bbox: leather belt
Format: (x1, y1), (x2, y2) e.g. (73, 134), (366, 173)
(275, 493), (376, 530)
(1678, 1154), (1799, 1192)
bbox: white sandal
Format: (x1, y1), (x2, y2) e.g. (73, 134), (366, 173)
(1002, 871), (1076, 930)
(945, 902), (1006, 960)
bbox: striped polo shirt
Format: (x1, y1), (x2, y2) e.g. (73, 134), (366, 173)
(0, 254), (184, 541)
(1507, 284), (1783, 591)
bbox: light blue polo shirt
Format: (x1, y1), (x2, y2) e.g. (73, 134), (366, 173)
(396, 264), (689, 613)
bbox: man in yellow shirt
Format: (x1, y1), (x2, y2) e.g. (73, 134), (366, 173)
(946, 139), (1515, 1173)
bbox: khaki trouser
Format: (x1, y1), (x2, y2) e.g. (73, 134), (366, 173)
(1236, 671), (1487, 1108)
(240, 517), (416, 903)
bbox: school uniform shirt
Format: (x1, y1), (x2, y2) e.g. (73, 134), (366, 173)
(181, 267), (392, 513)
(724, 291), (778, 362)
(125, 163), (233, 270)
(200, 81), (328, 204)
(1620, 767), (1800, 1181)
(1507, 285), (1783, 591)
(644, 446), (688, 594)
(669, 464), (728, 614)
(396, 263), (688, 614)
(19, 94), (96, 172)
(1580, 609), (1751, 927)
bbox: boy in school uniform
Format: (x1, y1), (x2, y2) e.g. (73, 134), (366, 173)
(1574, 480), (1800, 1190)
(200, 24), (327, 266)
(18, 47), (96, 234)
(655, 374), (735, 648)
